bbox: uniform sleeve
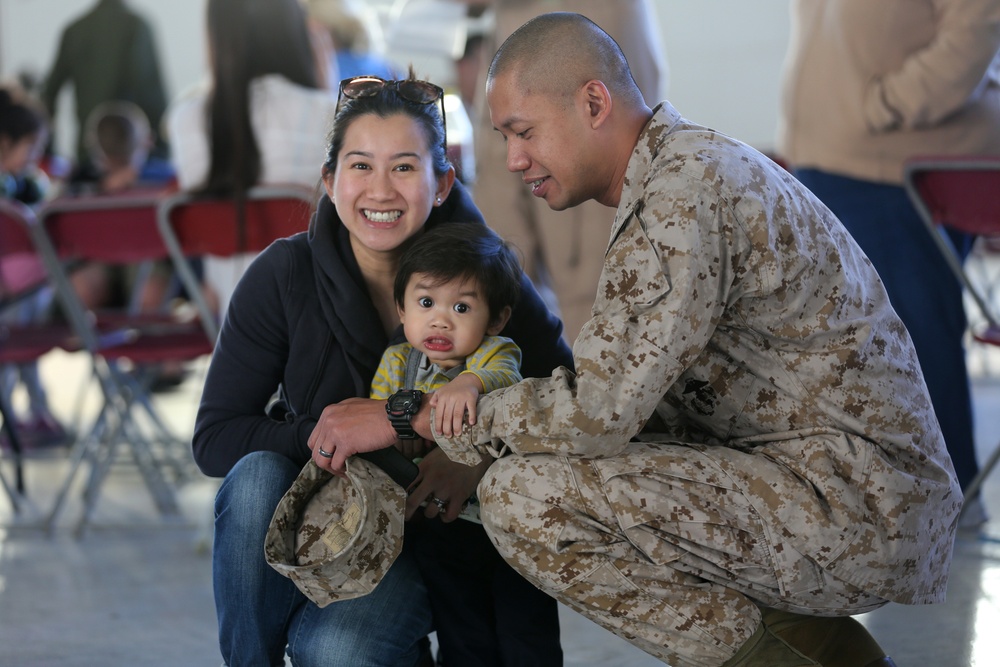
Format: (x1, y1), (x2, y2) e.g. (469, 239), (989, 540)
(460, 336), (523, 393)
(864, 0), (1000, 131)
(435, 172), (735, 465)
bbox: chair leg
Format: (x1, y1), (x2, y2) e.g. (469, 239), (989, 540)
(44, 413), (107, 532)
(0, 393), (25, 492)
(0, 393), (25, 512)
(961, 438), (1000, 517)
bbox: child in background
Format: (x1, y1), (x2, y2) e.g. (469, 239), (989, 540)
(79, 100), (174, 193)
(71, 101), (176, 316)
(0, 85), (67, 449)
(73, 101), (182, 389)
(0, 86), (49, 204)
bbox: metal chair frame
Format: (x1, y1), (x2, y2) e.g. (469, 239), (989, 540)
(28, 191), (213, 533)
(0, 199), (77, 514)
(155, 184), (317, 344)
(903, 155), (1000, 512)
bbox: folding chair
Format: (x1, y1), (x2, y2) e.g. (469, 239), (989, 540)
(0, 199), (77, 512)
(903, 155), (1000, 510)
(28, 191), (214, 532)
(156, 184), (317, 343)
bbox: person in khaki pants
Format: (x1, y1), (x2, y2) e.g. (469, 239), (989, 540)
(467, 0), (666, 343)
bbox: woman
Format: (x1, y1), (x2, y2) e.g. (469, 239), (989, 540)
(193, 74), (571, 666)
(167, 0), (337, 319)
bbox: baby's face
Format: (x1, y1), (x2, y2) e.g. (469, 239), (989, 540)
(398, 272), (495, 369)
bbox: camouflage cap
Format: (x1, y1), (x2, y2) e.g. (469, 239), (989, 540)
(264, 456), (405, 607)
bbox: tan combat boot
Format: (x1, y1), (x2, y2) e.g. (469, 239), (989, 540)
(760, 608), (897, 667)
(722, 623), (820, 666)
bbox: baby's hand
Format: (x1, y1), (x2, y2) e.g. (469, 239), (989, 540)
(429, 374), (483, 436)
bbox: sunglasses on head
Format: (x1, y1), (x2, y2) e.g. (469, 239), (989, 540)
(337, 76), (447, 149)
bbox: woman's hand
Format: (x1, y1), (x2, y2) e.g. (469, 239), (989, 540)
(405, 447), (491, 522)
(309, 397), (397, 473)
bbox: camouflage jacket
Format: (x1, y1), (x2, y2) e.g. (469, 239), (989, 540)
(436, 103), (962, 604)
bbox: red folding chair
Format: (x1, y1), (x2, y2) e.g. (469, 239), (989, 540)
(28, 190), (214, 532)
(156, 184), (317, 343)
(0, 199), (77, 513)
(904, 155), (1000, 512)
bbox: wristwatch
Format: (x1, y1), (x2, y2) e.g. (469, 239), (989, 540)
(385, 389), (424, 440)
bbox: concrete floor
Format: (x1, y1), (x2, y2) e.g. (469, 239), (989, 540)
(1, 349), (998, 666)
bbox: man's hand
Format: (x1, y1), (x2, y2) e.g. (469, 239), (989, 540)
(308, 397), (397, 473)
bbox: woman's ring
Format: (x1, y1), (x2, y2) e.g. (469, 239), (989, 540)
(317, 447), (334, 458)
(432, 497), (448, 510)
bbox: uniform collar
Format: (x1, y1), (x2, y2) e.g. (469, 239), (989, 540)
(611, 102), (685, 242)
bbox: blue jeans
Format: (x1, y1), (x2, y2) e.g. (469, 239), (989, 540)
(794, 169), (980, 489)
(213, 451), (433, 667)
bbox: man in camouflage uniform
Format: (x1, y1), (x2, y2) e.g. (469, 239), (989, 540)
(434, 12), (963, 667)
(319, 12), (963, 667)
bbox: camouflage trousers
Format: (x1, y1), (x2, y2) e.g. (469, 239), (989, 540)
(477, 441), (887, 667)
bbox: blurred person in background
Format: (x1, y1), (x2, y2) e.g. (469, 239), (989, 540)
(42, 0), (169, 174)
(778, 0), (1000, 526)
(78, 100), (174, 193)
(304, 0), (395, 85)
(0, 85), (67, 450)
(68, 101), (176, 331)
(166, 0), (337, 321)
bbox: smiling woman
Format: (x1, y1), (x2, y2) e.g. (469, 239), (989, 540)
(191, 70), (573, 665)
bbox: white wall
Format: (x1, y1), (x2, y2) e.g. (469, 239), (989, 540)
(0, 0), (791, 157)
(656, 1), (791, 148)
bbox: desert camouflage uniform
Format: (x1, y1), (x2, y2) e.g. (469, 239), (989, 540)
(433, 103), (963, 666)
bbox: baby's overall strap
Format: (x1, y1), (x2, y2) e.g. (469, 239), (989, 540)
(403, 345), (423, 391)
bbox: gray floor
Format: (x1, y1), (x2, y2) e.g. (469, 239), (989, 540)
(1, 349), (999, 667)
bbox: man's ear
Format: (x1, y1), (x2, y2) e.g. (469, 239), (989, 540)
(580, 79), (612, 130)
(486, 305), (513, 335)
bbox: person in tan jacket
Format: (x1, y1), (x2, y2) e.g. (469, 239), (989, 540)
(777, 0), (1000, 523)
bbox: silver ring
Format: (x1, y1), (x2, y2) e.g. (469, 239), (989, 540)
(432, 497), (448, 510)
(317, 447), (334, 458)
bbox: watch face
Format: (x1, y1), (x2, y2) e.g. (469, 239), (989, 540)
(387, 390), (422, 439)
(388, 390), (422, 415)
(395, 396), (416, 410)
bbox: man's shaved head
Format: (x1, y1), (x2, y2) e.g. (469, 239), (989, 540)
(487, 12), (644, 107)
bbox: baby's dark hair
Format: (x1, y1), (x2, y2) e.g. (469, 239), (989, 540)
(394, 223), (522, 325)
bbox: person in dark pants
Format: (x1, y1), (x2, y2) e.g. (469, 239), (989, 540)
(193, 72), (570, 666)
